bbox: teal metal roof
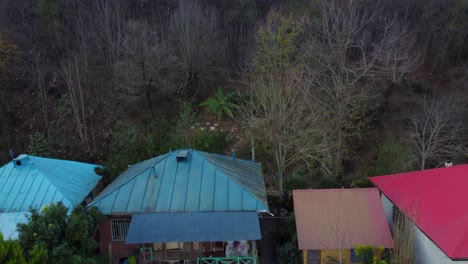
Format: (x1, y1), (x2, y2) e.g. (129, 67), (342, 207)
(0, 154), (102, 213)
(125, 212), (261, 243)
(0, 212), (29, 240)
(89, 149), (268, 214)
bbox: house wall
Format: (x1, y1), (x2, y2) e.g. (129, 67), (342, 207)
(97, 216), (141, 264)
(413, 226), (468, 264)
(381, 194), (394, 225)
(320, 249), (352, 264)
(302, 249), (378, 264)
(379, 195), (468, 264)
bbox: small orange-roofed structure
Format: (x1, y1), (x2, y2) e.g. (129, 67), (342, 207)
(293, 188), (393, 264)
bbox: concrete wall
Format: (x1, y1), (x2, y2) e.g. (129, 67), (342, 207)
(379, 195), (468, 264)
(381, 194), (394, 225)
(413, 227), (468, 264)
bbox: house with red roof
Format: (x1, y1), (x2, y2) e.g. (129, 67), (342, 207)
(293, 188), (393, 264)
(370, 165), (468, 264)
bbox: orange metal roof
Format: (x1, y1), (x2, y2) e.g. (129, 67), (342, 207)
(293, 188), (393, 250)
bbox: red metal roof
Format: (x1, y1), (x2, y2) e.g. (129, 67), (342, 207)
(293, 188), (393, 250)
(369, 165), (468, 260)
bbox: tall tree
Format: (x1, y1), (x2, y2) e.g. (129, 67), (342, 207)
(303, 0), (419, 178)
(408, 94), (464, 170)
(169, 0), (225, 100)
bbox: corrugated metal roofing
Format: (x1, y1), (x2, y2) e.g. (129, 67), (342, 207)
(89, 149), (268, 214)
(125, 211), (261, 244)
(0, 212), (29, 240)
(0, 154), (102, 212)
(369, 165), (468, 260)
(293, 188), (393, 250)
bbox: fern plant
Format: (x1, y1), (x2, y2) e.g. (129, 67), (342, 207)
(200, 87), (239, 120)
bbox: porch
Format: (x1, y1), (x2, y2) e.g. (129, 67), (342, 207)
(125, 212), (261, 264)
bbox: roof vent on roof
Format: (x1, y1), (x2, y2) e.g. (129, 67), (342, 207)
(445, 161), (453, 167)
(13, 154), (28, 167)
(176, 150), (190, 162)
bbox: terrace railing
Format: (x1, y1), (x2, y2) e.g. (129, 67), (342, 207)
(197, 257), (257, 264)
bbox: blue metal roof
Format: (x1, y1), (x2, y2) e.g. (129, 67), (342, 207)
(0, 154), (102, 213)
(0, 212), (29, 240)
(89, 149), (268, 214)
(125, 211), (261, 243)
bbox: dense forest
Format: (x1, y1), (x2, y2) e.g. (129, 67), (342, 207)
(0, 0), (467, 194)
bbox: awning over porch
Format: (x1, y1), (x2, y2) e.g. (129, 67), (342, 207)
(125, 211), (261, 244)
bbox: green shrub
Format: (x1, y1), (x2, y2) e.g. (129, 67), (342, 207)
(355, 245), (387, 264)
(200, 87), (239, 120)
(28, 132), (52, 157)
(0, 232), (27, 264)
(17, 203), (104, 264)
(191, 131), (229, 154)
(283, 166), (312, 192)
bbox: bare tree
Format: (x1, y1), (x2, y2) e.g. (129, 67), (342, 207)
(61, 53), (91, 150)
(31, 50), (52, 139)
(114, 21), (179, 118)
(304, 0), (419, 177)
(169, 0), (225, 99)
(240, 69), (331, 198)
(408, 95), (464, 170)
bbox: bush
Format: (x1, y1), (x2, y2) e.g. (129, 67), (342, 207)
(0, 232), (48, 264)
(190, 131), (230, 154)
(28, 132), (52, 157)
(17, 203), (104, 264)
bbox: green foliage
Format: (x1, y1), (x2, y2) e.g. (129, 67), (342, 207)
(17, 203), (104, 264)
(355, 245), (387, 264)
(28, 245), (48, 264)
(254, 10), (303, 73)
(354, 134), (415, 187)
(276, 239), (302, 264)
(28, 132), (51, 157)
(35, 0), (59, 21)
(277, 215), (302, 264)
(176, 102), (197, 146)
(190, 131), (229, 153)
(105, 120), (175, 181)
(200, 87), (239, 120)
(0, 232), (27, 264)
(0, 232), (48, 264)
(283, 167), (311, 192)
(128, 256), (136, 264)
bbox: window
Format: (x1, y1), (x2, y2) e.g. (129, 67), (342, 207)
(308, 250), (320, 264)
(351, 249), (363, 263)
(110, 219), (131, 241)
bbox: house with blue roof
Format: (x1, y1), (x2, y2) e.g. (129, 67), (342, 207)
(0, 154), (102, 239)
(88, 149), (268, 264)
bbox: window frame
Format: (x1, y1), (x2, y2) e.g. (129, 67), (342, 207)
(307, 250), (320, 264)
(110, 218), (131, 241)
